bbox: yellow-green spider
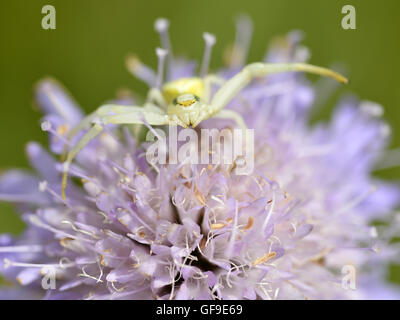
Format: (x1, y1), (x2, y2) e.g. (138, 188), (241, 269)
(61, 19), (347, 200)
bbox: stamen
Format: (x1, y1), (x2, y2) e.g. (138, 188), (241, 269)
(78, 265), (103, 283)
(41, 121), (70, 146)
(155, 47), (168, 89)
(154, 18), (173, 76)
(231, 14), (253, 67)
(110, 281), (127, 293)
(168, 263), (176, 300)
(41, 120), (51, 131)
(369, 226), (378, 238)
(38, 180), (69, 206)
(225, 200), (239, 258)
(61, 220), (99, 239)
(3, 258), (74, 269)
(0, 245), (43, 253)
(210, 222), (226, 230)
(125, 54), (157, 87)
(28, 214), (94, 244)
(38, 180), (48, 192)
(262, 186), (276, 231)
(200, 32), (217, 77)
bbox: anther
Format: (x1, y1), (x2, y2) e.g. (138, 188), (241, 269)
(41, 121), (52, 131)
(154, 18), (173, 76)
(369, 227), (378, 238)
(41, 121), (70, 146)
(38, 180), (48, 192)
(200, 32), (217, 77)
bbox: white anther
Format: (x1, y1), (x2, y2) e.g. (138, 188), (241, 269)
(41, 121), (52, 131)
(3, 258), (11, 269)
(38, 180), (48, 192)
(28, 214), (43, 228)
(295, 46), (310, 62)
(154, 18), (173, 78)
(369, 226), (378, 238)
(200, 32), (217, 77)
(380, 124), (391, 138)
(156, 47), (168, 59)
(203, 32), (216, 46)
(154, 18), (169, 33)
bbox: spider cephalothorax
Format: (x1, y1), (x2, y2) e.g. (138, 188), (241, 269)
(163, 77), (210, 127)
(60, 18), (347, 199)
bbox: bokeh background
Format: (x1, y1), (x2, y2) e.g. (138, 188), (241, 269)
(0, 0), (399, 284)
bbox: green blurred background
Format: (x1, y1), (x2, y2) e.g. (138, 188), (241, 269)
(0, 0), (399, 281)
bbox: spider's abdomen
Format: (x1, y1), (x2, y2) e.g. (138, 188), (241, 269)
(162, 77), (204, 104)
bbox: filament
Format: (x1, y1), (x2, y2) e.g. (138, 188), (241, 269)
(154, 18), (173, 77)
(200, 32), (216, 77)
(155, 47), (168, 88)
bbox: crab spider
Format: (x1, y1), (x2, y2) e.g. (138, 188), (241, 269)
(60, 23), (348, 200)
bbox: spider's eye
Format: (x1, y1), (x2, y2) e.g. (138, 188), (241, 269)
(173, 94), (200, 108)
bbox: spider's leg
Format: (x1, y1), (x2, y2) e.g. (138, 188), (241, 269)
(61, 104), (164, 199)
(68, 104), (159, 139)
(102, 110), (177, 127)
(212, 109), (247, 130)
(210, 62), (348, 114)
(62, 104), (162, 159)
(61, 123), (103, 200)
(61, 109), (182, 199)
(142, 102), (166, 114)
(203, 75), (225, 103)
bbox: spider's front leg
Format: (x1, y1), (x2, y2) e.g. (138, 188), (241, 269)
(67, 103), (164, 140)
(209, 62), (348, 115)
(61, 108), (176, 200)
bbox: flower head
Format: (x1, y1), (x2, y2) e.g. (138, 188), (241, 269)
(0, 17), (399, 300)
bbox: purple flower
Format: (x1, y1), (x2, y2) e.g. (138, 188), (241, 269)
(0, 17), (399, 300)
